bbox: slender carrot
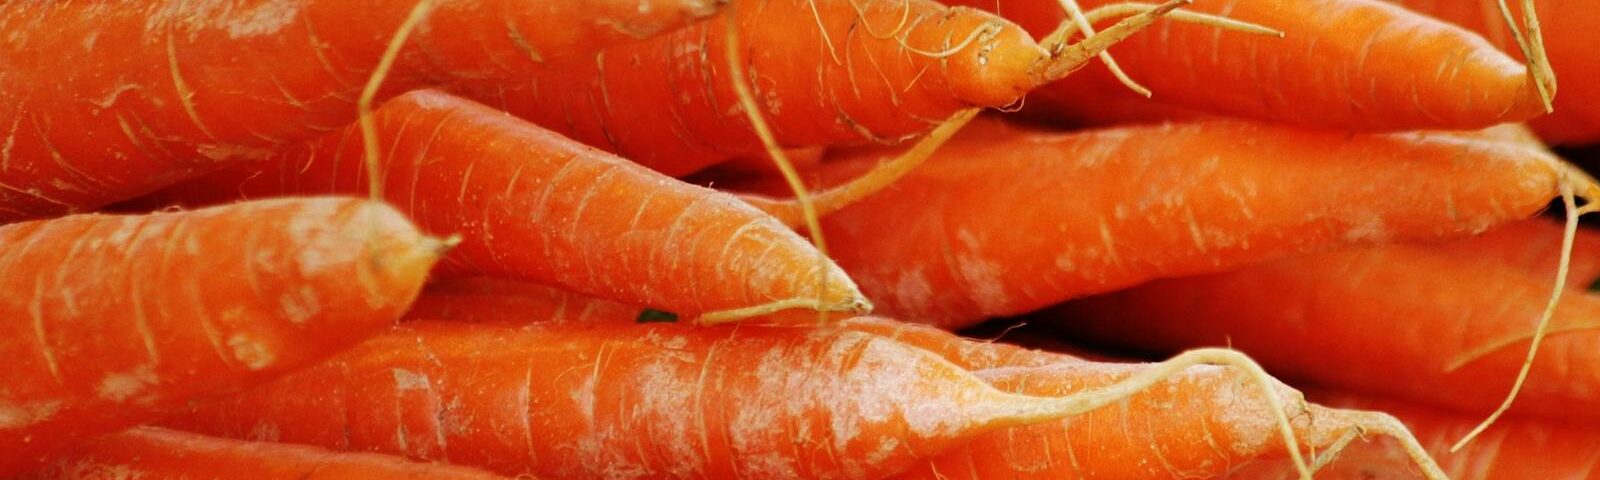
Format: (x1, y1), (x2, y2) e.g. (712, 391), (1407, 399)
(0, 0), (725, 221)
(731, 117), (1578, 328)
(0, 197), (441, 475)
(22, 427), (511, 480)
(943, 0), (1551, 132)
(1301, 392), (1600, 480)
(1390, 0), (1596, 144)
(897, 366), (1443, 480)
(163, 320), (1315, 479)
(126, 89), (867, 321)
(465, 0), (1211, 176)
(1053, 242), (1600, 421)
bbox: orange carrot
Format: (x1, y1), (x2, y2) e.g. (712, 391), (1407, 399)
(405, 278), (646, 324)
(1300, 392), (1600, 480)
(469, 0), (1202, 176)
(1390, 0), (1597, 144)
(0, 0), (724, 221)
(732, 118), (1576, 328)
(943, 0), (1551, 132)
(0, 197), (440, 475)
(1425, 219), (1600, 290)
(126, 90), (866, 321)
(163, 320), (1316, 479)
(1053, 242), (1600, 421)
(23, 427), (510, 480)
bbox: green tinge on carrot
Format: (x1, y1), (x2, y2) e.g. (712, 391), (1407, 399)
(23, 427), (510, 480)
(125, 90), (867, 320)
(0, 198), (438, 475)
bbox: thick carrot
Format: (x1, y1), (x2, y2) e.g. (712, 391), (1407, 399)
(1054, 243), (1600, 421)
(127, 90), (866, 321)
(943, 0), (1550, 132)
(732, 118), (1575, 328)
(467, 0), (1195, 176)
(0, 0), (724, 221)
(1300, 392), (1600, 480)
(162, 320), (1317, 479)
(23, 427), (510, 480)
(0, 197), (440, 475)
(1389, 0), (1597, 144)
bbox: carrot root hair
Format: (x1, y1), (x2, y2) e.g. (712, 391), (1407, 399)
(1493, 0), (1557, 112)
(1310, 409), (1449, 480)
(1449, 166), (1599, 451)
(740, 108), (980, 227)
(1034, 1), (1282, 88)
(693, 295), (873, 325)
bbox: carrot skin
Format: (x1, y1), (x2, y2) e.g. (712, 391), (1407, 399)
(1055, 243), (1600, 420)
(1390, 0), (1600, 144)
(165, 321), (1103, 479)
(22, 427), (510, 480)
(945, 0), (1547, 132)
(0, 197), (438, 474)
(128, 90), (862, 317)
(469, 0), (1046, 175)
(1424, 219), (1600, 290)
(0, 0), (723, 221)
(752, 118), (1565, 328)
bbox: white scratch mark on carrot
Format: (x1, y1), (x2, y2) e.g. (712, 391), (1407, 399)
(98, 365), (158, 402)
(166, 32), (217, 141)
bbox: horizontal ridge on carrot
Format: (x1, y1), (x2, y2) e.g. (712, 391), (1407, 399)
(944, 0), (1551, 132)
(734, 117), (1573, 328)
(1053, 241), (1600, 421)
(0, 0), (725, 221)
(0, 197), (440, 475)
(22, 427), (511, 480)
(127, 89), (866, 321)
(468, 0), (1192, 176)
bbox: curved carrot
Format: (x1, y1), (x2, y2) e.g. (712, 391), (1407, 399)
(127, 90), (867, 321)
(735, 118), (1573, 328)
(469, 0), (1189, 176)
(945, 0), (1549, 132)
(1054, 242), (1600, 421)
(164, 320), (1316, 479)
(0, 0), (724, 221)
(1391, 0), (1596, 144)
(0, 197), (440, 475)
(23, 427), (510, 480)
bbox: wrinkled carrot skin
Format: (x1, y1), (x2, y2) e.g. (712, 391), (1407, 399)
(1303, 393), (1600, 480)
(944, 0), (1545, 132)
(470, 0), (1044, 175)
(1057, 244), (1600, 420)
(129, 90), (860, 316)
(0, 0), (723, 221)
(1391, 0), (1600, 144)
(165, 321), (1081, 479)
(1424, 219), (1600, 290)
(23, 427), (510, 480)
(0, 198), (437, 475)
(744, 118), (1564, 328)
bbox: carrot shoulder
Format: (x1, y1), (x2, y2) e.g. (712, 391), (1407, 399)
(23, 427), (509, 480)
(128, 90), (866, 320)
(0, 197), (440, 475)
(742, 118), (1569, 328)
(943, 0), (1548, 131)
(0, 0), (723, 221)
(1055, 242), (1600, 420)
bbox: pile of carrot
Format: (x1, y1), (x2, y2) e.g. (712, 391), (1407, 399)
(2, 0), (1596, 478)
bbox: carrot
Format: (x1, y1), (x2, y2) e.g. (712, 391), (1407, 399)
(125, 89), (867, 322)
(22, 427), (510, 480)
(466, 0), (1241, 176)
(405, 278), (647, 324)
(730, 117), (1580, 328)
(0, 0), (725, 221)
(942, 0), (1552, 132)
(1389, 0), (1596, 144)
(162, 320), (1318, 479)
(1052, 241), (1600, 422)
(1424, 218), (1600, 290)
(0, 197), (441, 475)
(1300, 392), (1600, 480)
